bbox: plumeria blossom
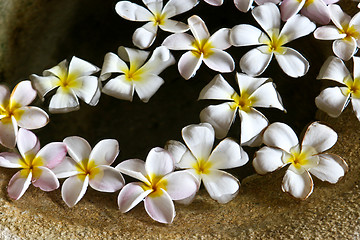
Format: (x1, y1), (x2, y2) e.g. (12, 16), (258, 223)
(0, 128), (67, 200)
(52, 137), (125, 207)
(115, 0), (198, 49)
(280, 0), (338, 24)
(162, 15), (234, 80)
(116, 147), (198, 224)
(166, 123), (249, 203)
(253, 122), (348, 200)
(30, 56), (100, 113)
(230, 3), (315, 77)
(314, 4), (360, 61)
(100, 46), (175, 102)
(199, 73), (284, 146)
(0, 81), (49, 149)
(315, 56), (360, 121)
(234, 0), (280, 13)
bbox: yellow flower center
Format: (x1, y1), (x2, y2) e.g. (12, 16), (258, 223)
(142, 173), (168, 198)
(230, 91), (254, 112)
(261, 29), (287, 54)
(297, 0), (315, 7)
(19, 153), (44, 179)
(76, 159), (101, 180)
(192, 158), (212, 175)
(124, 65), (143, 82)
(58, 72), (80, 92)
(152, 13), (166, 26)
(191, 39), (214, 58)
(340, 24), (360, 41)
(284, 146), (318, 172)
(0, 100), (24, 123)
(344, 76), (360, 98)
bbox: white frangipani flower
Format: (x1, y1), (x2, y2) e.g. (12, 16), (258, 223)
(0, 128), (67, 200)
(30, 56), (100, 113)
(100, 46), (175, 102)
(230, 3), (315, 77)
(315, 56), (360, 121)
(166, 123), (249, 203)
(234, 0), (280, 13)
(116, 147), (198, 224)
(314, 4), (360, 61)
(0, 81), (49, 148)
(162, 15), (234, 80)
(52, 137), (125, 207)
(253, 122), (348, 200)
(115, 0), (198, 49)
(199, 73), (284, 146)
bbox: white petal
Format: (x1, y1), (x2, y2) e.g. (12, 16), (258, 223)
(0, 152), (22, 168)
(328, 4), (351, 30)
(36, 142), (67, 169)
(250, 82), (284, 110)
(349, 10), (360, 28)
(309, 153), (348, 183)
(280, 14), (316, 44)
(61, 175), (89, 207)
(234, 0), (253, 12)
(300, 0), (331, 25)
(43, 59), (68, 78)
(162, 33), (195, 50)
(162, 0), (198, 18)
(333, 38), (357, 61)
(52, 157), (79, 178)
(134, 74), (164, 102)
(17, 128), (40, 159)
(143, 0), (163, 14)
(203, 49), (234, 73)
(203, 0), (223, 5)
(100, 52), (128, 81)
(144, 189), (175, 224)
(118, 182), (151, 212)
(68, 56), (99, 77)
(71, 76), (99, 105)
(162, 170), (198, 200)
(208, 138), (249, 169)
(159, 19), (189, 33)
(351, 97), (360, 122)
(102, 76), (134, 101)
(182, 123), (214, 160)
(177, 149), (199, 170)
(16, 107), (49, 130)
(89, 139), (119, 166)
(202, 169), (239, 203)
(236, 72), (269, 95)
(230, 24), (263, 46)
(253, 146), (285, 175)
(315, 87), (349, 117)
(178, 51), (203, 79)
(239, 108), (268, 145)
(63, 136), (91, 162)
(132, 23), (158, 49)
(0, 117), (18, 149)
(115, 1), (153, 21)
(145, 147), (174, 176)
(198, 74), (235, 101)
(281, 169), (313, 200)
(89, 165), (125, 192)
(208, 28), (231, 50)
(313, 26), (345, 40)
(7, 170), (32, 200)
(353, 56), (360, 79)
(10, 81), (37, 107)
(164, 140), (187, 164)
(263, 122), (298, 152)
(188, 15), (210, 41)
(32, 166), (59, 191)
(301, 122), (337, 153)
(274, 47), (309, 78)
(317, 56), (350, 84)
(141, 46), (174, 74)
(30, 75), (60, 99)
(118, 46), (150, 70)
(279, 0), (304, 22)
(252, 3), (280, 35)
(240, 46), (273, 76)
(49, 88), (79, 113)
(115, 159), (149, 183)
(0, 84), (10, 106)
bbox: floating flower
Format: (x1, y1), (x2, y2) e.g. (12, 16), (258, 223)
(116, 147), (198, 224)
(0, 81), (49, 148)
(52, 137), (125, 207)
(199, 73), (284, 145)
(163, 15), (234, 80)
(315, 56), (360, 121)
(100, 46), (175, 102)
(234, 0), (280, 13)
(115, 0), (198, 49)
(230, 3), (315, 77)
(253, 122), (348, 200)
(166, 123), (249, 203)
(0, 128), (67, 200)
(30, 56), (100, 113)
(313, 4), (360, 61)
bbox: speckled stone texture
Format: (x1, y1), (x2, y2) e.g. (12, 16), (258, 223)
(0, 0), (360, 239)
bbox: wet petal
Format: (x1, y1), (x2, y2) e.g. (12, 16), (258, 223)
(145, 147), (174, 176)
(10, 81), (37, 107)
(282, 169), (313, 200)
(315, 87), (349, 118)
(61, 175), (89, 207)
(182, 123), (214, 160)
(333, 38), (357, 61)
(89, 139), (119, 166)
(280, 14), (316, 44)
(239, 108), (268, 145)
(16, 107), (49, 129)
(115, 1), (153, 21)
(89, 165), (125, 192)
(317, 56), (350, 84)
(230, 24), (263, 46)
(102, 75), (134, 101)
(17, 128), (40, 159)
(144, 189), (175, 224)
(252, 3), (280, 35)
(8, 170), (32, 200)
(234, 0), (253, 12)
(32, 166), (59, 191)
(118, 182), (152, 212)
(274, 47), (309, 78)
(36, 142), (67, 169)
(162, 170), (198, 200)
(301, 122), (337, 153)
(0, 152), (22, 168)
(251, 82), (284, 110)
(240, 46), (273, 76)
(134, 74), (165, 103)
(132, 23), (158, 49)
(203, 49), (234, 73)
(263, 122), (298, 152)
(280, 0), (304, 22)
(198, 74), (235, 101)
(63, 136), (91, 163)
(178, 51), (203, 80)
(253, 146), (285, 175)
(313, 26), (345, 40)
(188, 15), (210, 40)
(301, 0), (331, 24)
(115, 159), (149, 183)
(49, 88), (79, 113)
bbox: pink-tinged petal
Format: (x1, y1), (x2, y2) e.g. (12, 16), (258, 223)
(8, 170), (32, 200)
(89, 139), (119, 166)
(263, 122), (298, 152)
(234, 0), (253, 12)
(141, 46), (175, 75)
(254, 0), (281, 4)
(230, 24), (263, 46)
(240, 46), (273, 76)
(0, 152), (22, 168)
(118, 182), (152, 212)
(317, 56), (350, 84)
(32, 166), (59, 191)
(61, 175), (89, 207)
(353, 56), (360, 79)
(68, 56), (99, 78)
(309, 153), (348, 183)
(351, 97), (360, 122)
(315, 87), (349, 118)
(203, 49), (234, 73)
(188, 15), (210, 40)
(162, 0), (198, 18)
(178, 51), (203, 80)
(301, 122), (337, 153)
(30, 74), (60, 100)
(236, 73), (268, 95)
(313, 26), (345, 40)
(204, 0), (223, 5)
(301, 0), (330, 24)
(118, 46), (150, 70)
(132, 23), (158, 49)
(115, 159), (149, 183)
(162, 33), (195, 50)
(115, 1), (153, 21)
(322, 0), (338, 3)
(239, 108), (268, 145)
(162, 170), (198, 200)
(281, 169), (313, 200)
(252, 3), (280, 35)
(274, 47), (309, 78)
(71, 76), (99, 105)
(177, 149), (199, 170)
(35, 142), (67, 169)
(253, 146), (285, 175)
(16, 107), (49, 129)
(0, 117), (18, 149)
(144, 189), (175, 224)
(328, 4), (351, 30)
(159, 19), (189, 33)
(49, 88), (79, 113)
(200, 103), (236, 139)
(333, 38), (357, 61)
(52, 157), (79, 178)
(280, 14), (316, 44)
(208, 28), (231, 50)
(100, 52), (128, 81)
(250, 82), (284, 110)
(145, 147), (174, 176)
(174, 190), (197, 205)
(0, 84), (10, 106)
(134, 74), (165, 103)
(102, 76), (134, 101)
(182, 123), (214, 160)
(10, 81), (37, 107)
(17, 128), (40, 159)
(165, 140), (187, 165)
(208, 138), (249, 169)
(63, 136), (91, 163)
(280, 0), (304, 22)
(202, 169), (239, 203)
(89, 165), (125, 192)
(198, 74), (235, 100)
